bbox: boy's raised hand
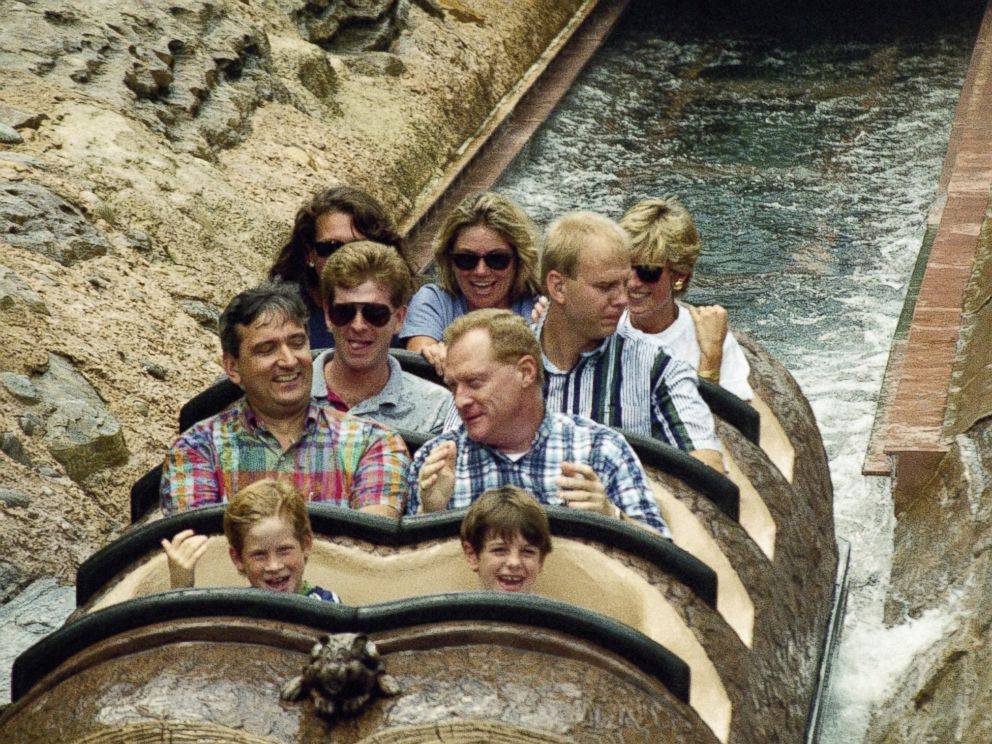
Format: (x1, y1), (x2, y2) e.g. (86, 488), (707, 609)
(161, 529), (210, 589)
(418, 441), (457, 512)
(557, 462), (615, 518)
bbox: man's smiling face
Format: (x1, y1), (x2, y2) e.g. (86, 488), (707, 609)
(223, 311), (312, 421)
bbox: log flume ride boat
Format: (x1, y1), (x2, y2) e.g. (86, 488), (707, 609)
(0, 343), (846, 743)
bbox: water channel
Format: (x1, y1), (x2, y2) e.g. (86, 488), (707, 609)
(494, 0), (982, 739)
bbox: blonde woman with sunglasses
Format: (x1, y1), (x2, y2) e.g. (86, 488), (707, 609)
(400, 192), (542, 374)
(618, 197), (753, 401)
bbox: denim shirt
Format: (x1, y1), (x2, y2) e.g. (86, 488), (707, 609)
(311, 352), (453, 435)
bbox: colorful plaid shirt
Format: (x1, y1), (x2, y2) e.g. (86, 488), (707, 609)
(406, 411), (669, 536)
(539, 324), (721, 453)
(160, 399), (410, 515)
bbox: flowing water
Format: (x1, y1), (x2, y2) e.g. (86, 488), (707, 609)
(495, 1), (981, 739)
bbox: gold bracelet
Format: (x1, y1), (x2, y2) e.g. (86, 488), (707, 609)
(698, 369), (720, 382)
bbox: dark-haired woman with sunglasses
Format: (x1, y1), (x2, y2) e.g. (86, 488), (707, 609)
(268, 186), (407, 350)
(400, 192), (542, 373)
(617, 197), (753, 401)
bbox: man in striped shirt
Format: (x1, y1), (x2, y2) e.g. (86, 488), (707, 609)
(160, 280), (410, 517)
(537, 211), (724, 473)
(407, 309), (668, 536)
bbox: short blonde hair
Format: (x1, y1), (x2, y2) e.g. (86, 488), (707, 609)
(444, 308), (543, 387)
(433, 192), (541, 303)
(460, 486), (552, 557)
(320, 240), (414, 308)
(223, 479), (312, 556)
(619, 197), (701, 281)
(540, 211), (630, 287)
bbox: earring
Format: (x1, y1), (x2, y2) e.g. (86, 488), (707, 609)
(308, 260), (315, 268)
(673, 280), (684, 291)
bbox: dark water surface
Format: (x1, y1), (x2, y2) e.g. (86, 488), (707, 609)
(495, 1), (981, 738)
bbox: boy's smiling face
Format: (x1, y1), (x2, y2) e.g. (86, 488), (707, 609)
(230, 515), (311, 594)
(463, 530), (545, 593)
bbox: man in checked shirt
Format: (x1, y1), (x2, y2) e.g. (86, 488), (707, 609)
(160, 279), (410, 517)
(406, 309), (668, 537)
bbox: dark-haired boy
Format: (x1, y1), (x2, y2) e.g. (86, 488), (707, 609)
(460, 486), (552, 594)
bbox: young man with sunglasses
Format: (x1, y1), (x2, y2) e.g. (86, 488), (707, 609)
(161, 279), (411, 517)
(268, 186), (407, 350)
(312, 241), (453, 434)
(537, 211), (724, 473)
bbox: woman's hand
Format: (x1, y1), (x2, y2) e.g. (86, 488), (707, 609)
(530, 295), (549, 325)
(420, 341), (448, 376)
(161, 529), (209, 589)
(687, 304), (728, 380)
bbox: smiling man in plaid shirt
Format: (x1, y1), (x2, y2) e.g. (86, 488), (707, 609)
(407, 309), (668, 536)
(160, 280), (410, 517)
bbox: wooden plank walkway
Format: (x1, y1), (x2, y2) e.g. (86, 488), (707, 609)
(863, 0), (992, 492)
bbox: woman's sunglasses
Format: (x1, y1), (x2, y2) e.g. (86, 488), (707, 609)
(312, 239), (348, 259)
(327, 302), (394, 328)
(450, 251), (514, 271)
(633, 265), (665, 283)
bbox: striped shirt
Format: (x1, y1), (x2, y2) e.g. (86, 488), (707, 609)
(540, 327), (721, 452)
(160, 398), (410, 515)
(406, 411), (669, 536)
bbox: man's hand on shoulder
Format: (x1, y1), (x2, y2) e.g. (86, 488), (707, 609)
(418, 441), (457, 512)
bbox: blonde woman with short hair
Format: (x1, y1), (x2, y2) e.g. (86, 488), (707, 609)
(619, 197), (753, 401)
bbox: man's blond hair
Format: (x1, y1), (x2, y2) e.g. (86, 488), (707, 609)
(320, 240), (414, 308)
(619, 197), (701, 282)
(444, 309), (544, 387)
(540, 211), (630, 287)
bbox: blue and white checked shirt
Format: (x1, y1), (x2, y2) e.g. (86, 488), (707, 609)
(406, 411), (669, 536)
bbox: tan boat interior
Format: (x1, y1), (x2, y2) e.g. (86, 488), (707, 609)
(719, 447), (777, 561)
(649, 478), (754, 647)
(89, 533), (732, 742)
(751, 393), (796, 482)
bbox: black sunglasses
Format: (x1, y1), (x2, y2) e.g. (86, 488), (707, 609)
(327, 302), (394, 328)
(633, 265), (665, 283)
(450, 251), (514, 271)
(312, 239), (348, 259)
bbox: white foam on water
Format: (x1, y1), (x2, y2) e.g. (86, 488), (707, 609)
(820, 585), (965, 740)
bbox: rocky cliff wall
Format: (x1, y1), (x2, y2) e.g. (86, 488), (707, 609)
(0, 0), (585, 591)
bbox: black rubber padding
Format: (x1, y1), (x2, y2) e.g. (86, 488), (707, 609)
(178, 378), (242, 433)
(390, 348), (444, 385)
(622, 430), (740, 522)
(13, 589), (689, 705)
(129, 464), (163, 525)
(78, 505), (716, 610)
(698, 378), (761, 445)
